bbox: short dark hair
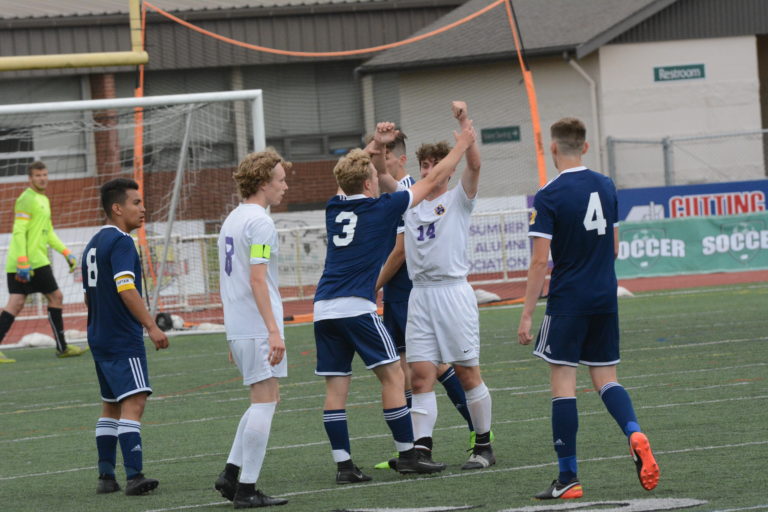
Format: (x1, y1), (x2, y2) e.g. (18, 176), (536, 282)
(28, 161), (46, 175)
(416, 141), (451, 165)
(551, 117), (586, 155)
(386, 130), (407, 157)
(101, 178), (139, 217)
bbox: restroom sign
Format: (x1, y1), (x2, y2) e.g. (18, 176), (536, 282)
(654, 64), (705, 82)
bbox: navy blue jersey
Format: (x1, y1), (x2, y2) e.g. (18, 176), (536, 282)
(529, 167), (618, 315)
(82, 225), (145, 361)
(383, 175), (416, 303)
(315, 191), (411, 303)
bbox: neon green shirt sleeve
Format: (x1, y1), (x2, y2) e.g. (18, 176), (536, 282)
(47, 219), (67, 255)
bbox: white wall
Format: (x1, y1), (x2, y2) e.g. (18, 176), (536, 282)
(600, 36), (764, 188)
(383, 57), (600, 200)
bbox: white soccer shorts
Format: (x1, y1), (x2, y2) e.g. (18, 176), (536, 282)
(228, 337), (288, 386)
(405, 280), (480, 365)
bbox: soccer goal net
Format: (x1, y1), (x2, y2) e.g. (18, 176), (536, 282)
(0, 90), (267, 344)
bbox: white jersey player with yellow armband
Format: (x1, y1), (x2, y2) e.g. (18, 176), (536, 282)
(213, 151), (290, 508)
(218, 203), (286, 381)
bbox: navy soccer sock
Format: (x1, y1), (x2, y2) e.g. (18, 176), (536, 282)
(383, 405), (415, 452)
(437, 366), (474, 432)
(405, 388), (413, 409)
(95, 417), (119, 476)
(552, 397), (578, 484)
(323, 409), (351, 462)
(118, 419), (143, 479)
(600, 382), (640, 436)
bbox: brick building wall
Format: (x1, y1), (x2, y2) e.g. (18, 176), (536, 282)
(0, 160), (338, 233)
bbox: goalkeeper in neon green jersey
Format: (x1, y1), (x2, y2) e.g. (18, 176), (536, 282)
(0, 161), (86, 359)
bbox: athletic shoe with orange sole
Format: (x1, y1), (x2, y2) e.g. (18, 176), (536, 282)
(534, 477), (583, 499)
(629, 431), (660, 491)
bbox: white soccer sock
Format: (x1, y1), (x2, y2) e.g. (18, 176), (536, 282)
(465, 382), (492, 436)
(239, 402), (277, 484)
(226, 407), (251, 467)
(410, 391), (438, 441)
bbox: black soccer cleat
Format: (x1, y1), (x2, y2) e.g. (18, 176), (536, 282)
(461, 444), (496, 470)
(233, 489), (288, 508)
(534, 477), (583, 499)
(336, 460), (372, 484)
(96, 474), (121, 494)
(395, 449), (446, 474)
(125, 473), (159, 496)
(215, 471), (238, 501)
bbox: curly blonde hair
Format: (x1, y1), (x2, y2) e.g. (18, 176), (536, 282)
(233, 149), (291, 199)
(333, 148), (373, 195)
(416, 141), (451, 166)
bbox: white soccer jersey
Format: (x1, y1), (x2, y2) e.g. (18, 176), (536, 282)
(404, 184), (476, 282)
(218, 203), (283, 340)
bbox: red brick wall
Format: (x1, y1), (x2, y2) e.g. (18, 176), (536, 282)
(89, 74), (121, 178)
(1, 160), (339, 233)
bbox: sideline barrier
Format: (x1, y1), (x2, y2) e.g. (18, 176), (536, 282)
(616, 212), (768, 278)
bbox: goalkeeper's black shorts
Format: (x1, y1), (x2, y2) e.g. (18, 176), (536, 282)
(7, 264), (59, 295)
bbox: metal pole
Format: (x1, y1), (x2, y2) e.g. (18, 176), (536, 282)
(662, 136), (674, 186)
(150, 110), (194, 318)
(606, 136), (616, 182)
(0, 89), (265, 115)
(568, 58), (604, 172)
(252, 93), (266, 152)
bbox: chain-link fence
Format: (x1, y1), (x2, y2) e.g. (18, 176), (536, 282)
(607, 129), (768, 189)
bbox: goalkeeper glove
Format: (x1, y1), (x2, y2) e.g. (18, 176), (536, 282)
(15, 257), (31, 283)
(63, 249), (77, 273)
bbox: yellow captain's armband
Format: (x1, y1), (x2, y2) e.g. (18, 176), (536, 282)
(115, 274), (136, 292)
(15, 211), (31, 221)
(250, 244), (271, 259)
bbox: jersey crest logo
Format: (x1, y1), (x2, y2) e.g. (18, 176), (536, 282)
(529, 209), (537, 225)
(434, 204), (446, 216)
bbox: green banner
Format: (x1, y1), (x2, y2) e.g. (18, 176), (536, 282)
(616, 212), (768, 278)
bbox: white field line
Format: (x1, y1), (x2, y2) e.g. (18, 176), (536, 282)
(2, 392), (766, 481)
(709, 506), (768, 512)
(139, 440), (768, 512)
(1, 360), (764, 445)
(9, 334), (762, 411)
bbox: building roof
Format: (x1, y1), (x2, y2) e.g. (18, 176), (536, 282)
(0, 0), (414, 20)
(359, 0), (678, 72)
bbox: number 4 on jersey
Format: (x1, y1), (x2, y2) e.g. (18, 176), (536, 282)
(583, 191), (607, 235)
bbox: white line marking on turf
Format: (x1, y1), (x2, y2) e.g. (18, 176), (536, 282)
(336, 507), (479, 512)
(141, 441), (767, 512)
(709, 506), (768, 512)
(498, 498), (707, 511)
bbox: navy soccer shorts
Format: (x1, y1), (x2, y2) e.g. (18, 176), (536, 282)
(6, 265), (59, 295)
(314, 313), (399, 375)
(94, 356), (153, 402)
(382, 301), (408, 353)
(533, 313), (620, 367)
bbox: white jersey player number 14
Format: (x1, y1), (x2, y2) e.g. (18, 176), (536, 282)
(583, 191), (607, 235)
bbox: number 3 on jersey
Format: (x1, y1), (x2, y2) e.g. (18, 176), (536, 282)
(583, 192), (607, 235)
(333, 211), (358, 247)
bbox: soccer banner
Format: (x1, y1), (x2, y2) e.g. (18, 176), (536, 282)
(616, 212), (768, 278)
